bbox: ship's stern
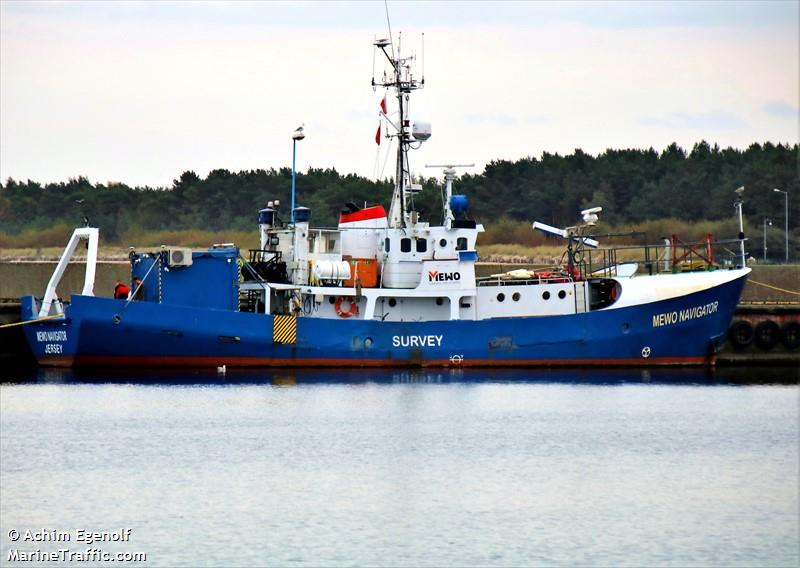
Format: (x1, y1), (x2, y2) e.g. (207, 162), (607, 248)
(20, 295), (78, 367)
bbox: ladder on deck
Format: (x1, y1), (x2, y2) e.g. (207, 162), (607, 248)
(574, 282), (588, 314)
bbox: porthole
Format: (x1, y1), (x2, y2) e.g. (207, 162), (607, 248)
(388, 298), (397, 307)
(497, 293), (506, 302)
(512, 292), (521, 301)
(364, 337), (373, 348)
(621, 323), (630, 334)
(542, 291), (551, 300)
(328, 297), (336, 305)
(439, 238), (448, 247)
(558, 290), (566, 299)
(435, 297), (444, 306)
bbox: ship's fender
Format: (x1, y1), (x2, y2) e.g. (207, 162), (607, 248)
(781, 322), (800, 350)
(728, 320), (754, 349)
(335, 296), (359, 318)
(754, 320), (780, 350)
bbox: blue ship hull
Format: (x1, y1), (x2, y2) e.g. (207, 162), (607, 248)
(20, 272), (748, 368)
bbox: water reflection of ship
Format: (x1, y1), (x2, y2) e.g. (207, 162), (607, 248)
(272, 375), (297, 386)
(8, 365), (797, 386)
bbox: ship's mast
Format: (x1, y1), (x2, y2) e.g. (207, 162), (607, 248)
(372, 36), (425, 228)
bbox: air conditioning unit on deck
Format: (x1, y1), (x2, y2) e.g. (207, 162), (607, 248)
(167, 247), (193, 267)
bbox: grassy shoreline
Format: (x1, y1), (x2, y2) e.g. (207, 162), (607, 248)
(0, 243), (565, 263)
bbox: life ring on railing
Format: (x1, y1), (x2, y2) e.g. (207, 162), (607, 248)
(727, 320), (754, 349)
(754, 320), (781, 350)
(335, 296), (359, 318)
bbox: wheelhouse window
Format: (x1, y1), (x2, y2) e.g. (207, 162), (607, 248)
(384, 237), (391, 252)
(416, 238), (427, 253)
(401, 238), (411, 253)
(456, 237), (468, 251)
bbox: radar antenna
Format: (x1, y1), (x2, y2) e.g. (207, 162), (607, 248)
(532, 207), (603, 278)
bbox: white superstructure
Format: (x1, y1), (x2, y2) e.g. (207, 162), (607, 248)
(235, 34), (747, 327)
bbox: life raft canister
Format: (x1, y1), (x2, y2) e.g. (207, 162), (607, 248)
(335, 296), (359, 318)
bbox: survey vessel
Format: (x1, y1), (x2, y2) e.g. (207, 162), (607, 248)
(20, 36), (750, 367)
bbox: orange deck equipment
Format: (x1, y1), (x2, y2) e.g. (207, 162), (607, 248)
(343, 257), (379, 288)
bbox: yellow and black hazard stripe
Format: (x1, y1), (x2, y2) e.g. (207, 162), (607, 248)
(273, 315), (297, 344)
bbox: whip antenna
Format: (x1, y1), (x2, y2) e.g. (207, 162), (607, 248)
(421, 32), (425, 84)
(371, 34), (377, 91)
(384, 0), (395, 61)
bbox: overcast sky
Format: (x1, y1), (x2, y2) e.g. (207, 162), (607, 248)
(1, 0), (797, 188)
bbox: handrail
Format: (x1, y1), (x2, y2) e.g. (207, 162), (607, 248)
(553, 237), (747, 279)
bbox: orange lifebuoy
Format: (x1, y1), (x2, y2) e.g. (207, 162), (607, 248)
(335, 296), (359, 318)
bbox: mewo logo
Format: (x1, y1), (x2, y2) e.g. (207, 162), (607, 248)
(428, 271), (461, 282)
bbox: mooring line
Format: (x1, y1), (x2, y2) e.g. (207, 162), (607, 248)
(747, 279), (800, 296)
(0, 313), (65, 329)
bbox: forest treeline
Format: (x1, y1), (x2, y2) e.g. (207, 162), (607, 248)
(1, 141), (797, 252)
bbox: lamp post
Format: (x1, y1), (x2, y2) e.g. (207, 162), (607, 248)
(773, 188), (788, 263)
(291, 125), (305, 224)
(763, 217), (772, 262)
(734, 186), (745, 267)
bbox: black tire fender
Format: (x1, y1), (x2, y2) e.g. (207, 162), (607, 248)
(781, 322), (800, 350)
(754, 320), (781, 350)
(728, 320), (754, 349)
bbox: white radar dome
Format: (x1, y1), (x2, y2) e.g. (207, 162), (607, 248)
(412, 121), (431, 141)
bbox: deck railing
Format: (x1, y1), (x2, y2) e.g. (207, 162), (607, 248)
(577, 236), (745, 278)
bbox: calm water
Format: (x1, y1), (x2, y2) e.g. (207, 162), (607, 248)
(1, 367), (798, 567)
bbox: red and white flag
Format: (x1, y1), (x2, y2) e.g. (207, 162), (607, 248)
(375, 95), (387, 145)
